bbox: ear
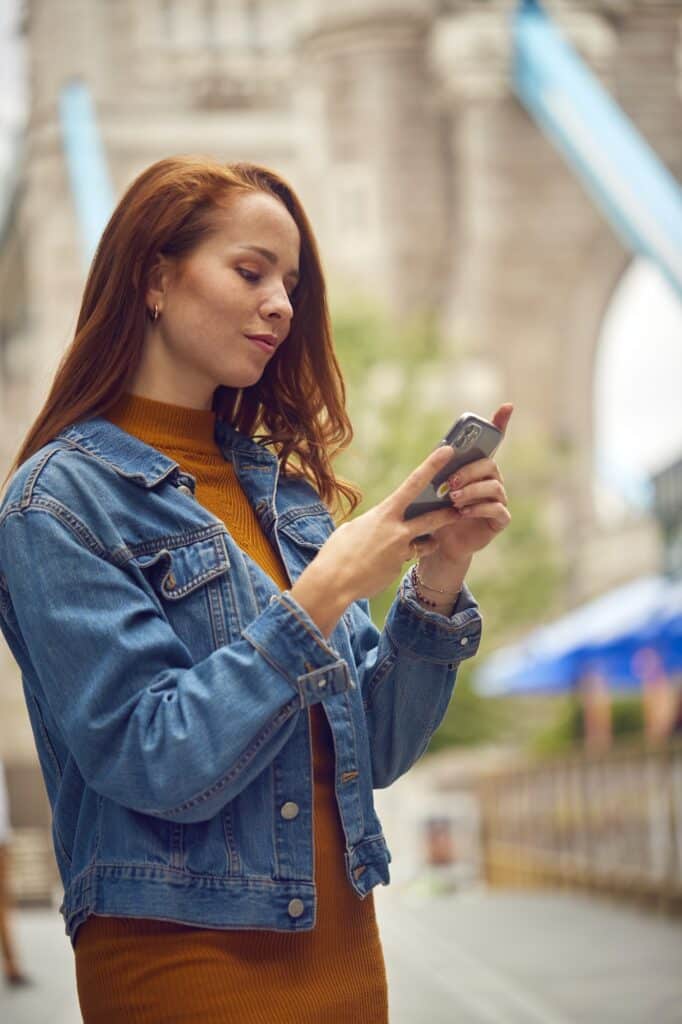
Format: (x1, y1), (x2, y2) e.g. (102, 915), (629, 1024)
(145, 254), (174, 313)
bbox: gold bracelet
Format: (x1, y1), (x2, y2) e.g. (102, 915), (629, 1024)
(413, 562), (461, 597)
(410, 565), (461, 609)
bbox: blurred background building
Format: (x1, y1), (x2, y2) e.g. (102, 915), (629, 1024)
(0, 0), (680, 904)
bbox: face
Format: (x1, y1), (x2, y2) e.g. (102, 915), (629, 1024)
(136, 190), (301, 410)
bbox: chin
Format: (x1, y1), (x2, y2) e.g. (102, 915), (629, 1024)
(217, 369), (266, 390)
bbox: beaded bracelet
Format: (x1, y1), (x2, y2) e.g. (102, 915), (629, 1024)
(412, 562), (461, 595)
(410, 563), (461, 608)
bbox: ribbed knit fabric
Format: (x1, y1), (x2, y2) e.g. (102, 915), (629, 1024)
(73, 392), (389, 1024)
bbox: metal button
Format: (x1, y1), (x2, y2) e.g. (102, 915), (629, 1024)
(163, 573), (177, 590)
(460, 636), (469, 646)
(287, 898), (304, 919)
(280, 801), (299, 820)
(177, 484), (193, 497)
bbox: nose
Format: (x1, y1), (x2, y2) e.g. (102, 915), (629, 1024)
(260, 282), (294, 323)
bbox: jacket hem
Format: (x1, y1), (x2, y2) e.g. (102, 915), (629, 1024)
(61, 858), (391, 948)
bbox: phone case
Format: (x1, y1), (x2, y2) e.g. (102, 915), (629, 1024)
(404, 413), (503, 538)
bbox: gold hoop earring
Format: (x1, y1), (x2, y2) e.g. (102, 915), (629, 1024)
(151, 304), (160, 322)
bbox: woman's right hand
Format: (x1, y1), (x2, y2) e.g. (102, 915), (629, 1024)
(290, 446), (462, 636)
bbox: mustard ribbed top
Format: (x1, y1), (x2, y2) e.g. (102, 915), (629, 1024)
(72, 392), (389, 1024)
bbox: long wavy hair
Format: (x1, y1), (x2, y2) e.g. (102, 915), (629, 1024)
(2, 155), (361, 519)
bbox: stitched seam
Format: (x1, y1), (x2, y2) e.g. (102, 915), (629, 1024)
(272, 593), (337, 657)
(398, 584), (481, 631)
(55, 433), (177, 486)
(31, 695), (63, 779)
(163, 564), (229, 598)
(384, 616), (481, 664)
(241, 631), (300, 690)
(2, 500), (110, 559)
(128, 525), (229, 557)
(159, 700), (298, 818)
(277, 504), (330, 528)
(81, 863), (296, 887)
(365, 650), (398, 706)
(19, 444), (69, 507)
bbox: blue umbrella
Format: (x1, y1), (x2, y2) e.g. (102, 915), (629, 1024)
(473, 575), (682, 696)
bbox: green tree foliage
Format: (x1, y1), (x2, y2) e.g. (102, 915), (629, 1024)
(530, 692), (645, 756)
(331, 300), (565, 751)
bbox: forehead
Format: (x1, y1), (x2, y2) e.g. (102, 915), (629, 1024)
(210, 191), (300, 257)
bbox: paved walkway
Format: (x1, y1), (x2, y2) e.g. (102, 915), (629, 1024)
(2, 886), (681, 1022)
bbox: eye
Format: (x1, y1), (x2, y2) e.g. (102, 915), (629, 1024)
(237, 268), (260, 284)
(237, 267), (298, 301)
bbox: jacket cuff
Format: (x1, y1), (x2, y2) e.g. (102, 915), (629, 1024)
(241, 592), (354, 707)
(385, 569), (483, 664)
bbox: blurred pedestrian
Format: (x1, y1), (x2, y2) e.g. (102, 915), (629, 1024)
(579, 670), (612, 752)
(0, 758), (31, 987)
(0, 156), (512, 1022)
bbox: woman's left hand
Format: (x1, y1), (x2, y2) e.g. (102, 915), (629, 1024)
(427, 403), (513, 563)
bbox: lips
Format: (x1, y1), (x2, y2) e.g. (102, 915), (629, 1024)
(245, 334), (277, 350)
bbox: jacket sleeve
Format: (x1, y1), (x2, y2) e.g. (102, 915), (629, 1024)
(347, 568), (482, 788)
(0, 504), (352, 823)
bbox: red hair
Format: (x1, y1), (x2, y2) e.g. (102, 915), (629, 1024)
(3, 155), (361, 519)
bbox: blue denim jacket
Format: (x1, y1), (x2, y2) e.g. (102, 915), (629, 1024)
(0, 415), (481, 946)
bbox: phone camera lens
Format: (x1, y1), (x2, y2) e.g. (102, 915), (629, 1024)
(453, 424), (481, 450)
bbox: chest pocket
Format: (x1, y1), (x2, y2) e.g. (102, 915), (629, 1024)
(276, 506), (332, 582)
(277, 503), (333, 552)
(130, 532), (231, 659)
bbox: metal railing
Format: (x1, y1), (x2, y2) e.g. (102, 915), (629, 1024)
(476, 737), (682, 914)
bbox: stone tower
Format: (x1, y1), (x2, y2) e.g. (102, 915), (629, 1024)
(1, 0), (677, 573)
(0, 0), (677, 759)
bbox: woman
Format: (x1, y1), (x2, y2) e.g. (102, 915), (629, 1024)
(0, 758), (31, 988)
(0, 155), (512, 1022)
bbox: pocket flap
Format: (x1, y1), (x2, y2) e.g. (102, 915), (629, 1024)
(277, 506), (334, 551)
(133, 535), (230, 600)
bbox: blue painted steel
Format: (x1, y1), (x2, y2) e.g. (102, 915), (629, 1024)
(513, 0), (682, 299)
(58, 79), (115, 269)
(473, 574), (682, 696)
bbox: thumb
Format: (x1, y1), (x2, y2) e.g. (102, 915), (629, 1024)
(491, 403), (514, 435)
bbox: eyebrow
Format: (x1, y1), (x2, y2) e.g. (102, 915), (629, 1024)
(235, 245), (300, 285)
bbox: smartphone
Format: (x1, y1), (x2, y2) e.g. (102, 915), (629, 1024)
(404, 412), (503, 542)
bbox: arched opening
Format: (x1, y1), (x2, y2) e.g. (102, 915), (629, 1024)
(593, 258), (682, 527)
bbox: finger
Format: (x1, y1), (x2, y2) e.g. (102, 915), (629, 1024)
(404, 505), (462, 540)
(491, 403), (514, 435)
(450, 479), (507, 508)
(447, 456), (502, 487)
(389, 445), (455, 509)
(458, 502), (512, 529)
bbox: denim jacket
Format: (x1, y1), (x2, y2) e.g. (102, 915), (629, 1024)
(0, 415), (482, 946)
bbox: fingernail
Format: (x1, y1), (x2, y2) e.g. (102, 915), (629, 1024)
(450, 475), (461, 489)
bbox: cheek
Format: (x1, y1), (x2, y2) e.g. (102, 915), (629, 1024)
(164, 265), (247, 350)
(172, 281), (227, 330)
(199, 271), (246, 322)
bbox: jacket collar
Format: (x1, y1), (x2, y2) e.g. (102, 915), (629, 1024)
(56, 416), (278, 490)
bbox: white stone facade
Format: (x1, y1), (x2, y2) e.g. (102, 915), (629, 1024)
(0, 0), (677, 757)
